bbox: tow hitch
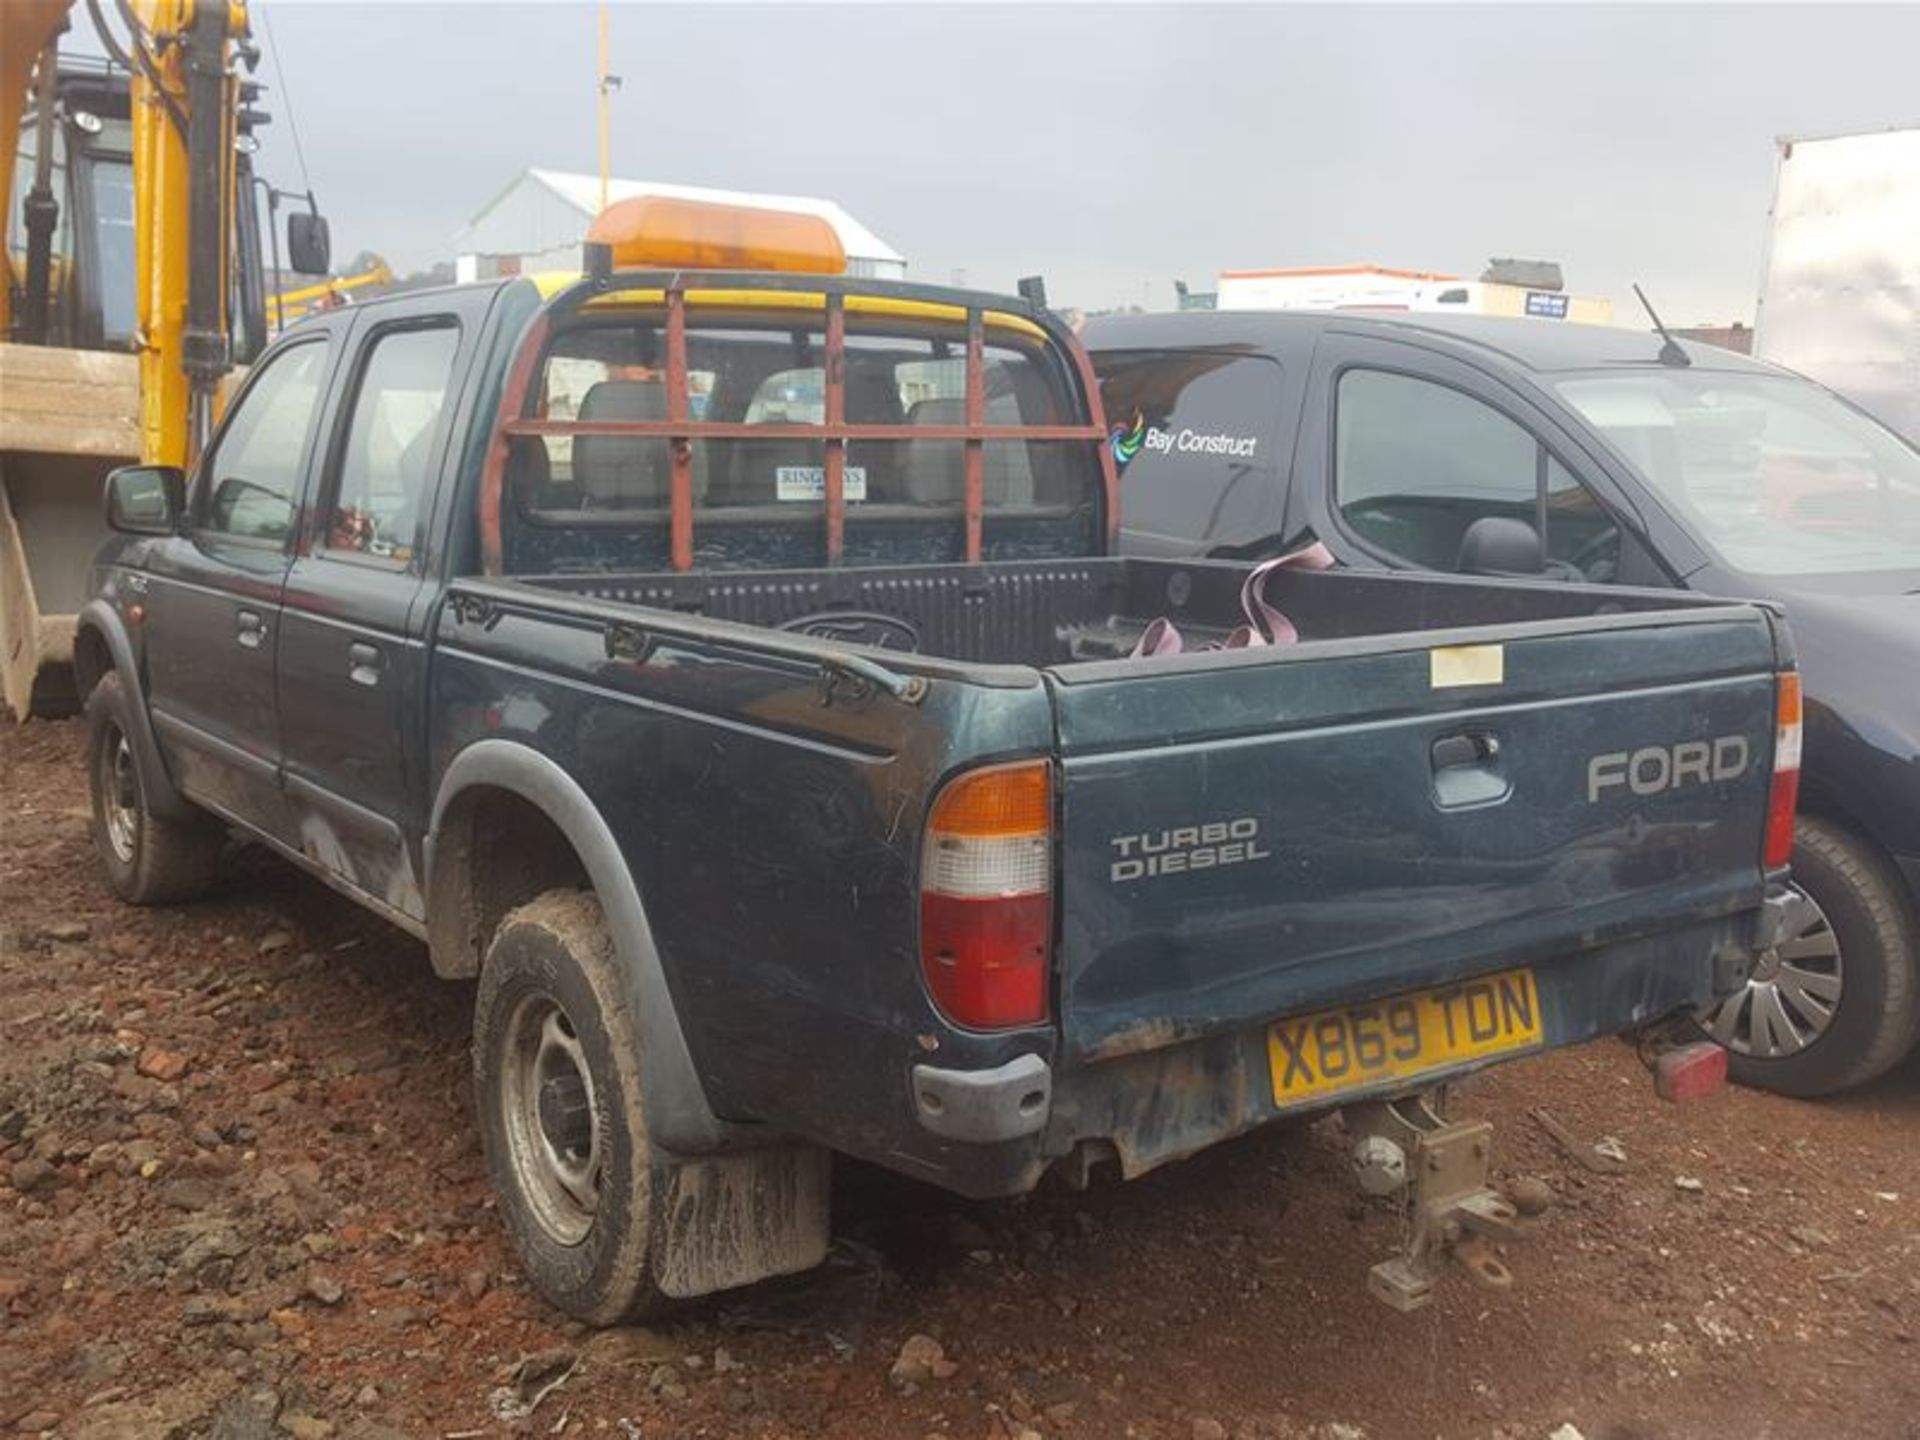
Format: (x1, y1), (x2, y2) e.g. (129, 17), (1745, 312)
(1344, 1092), (1519, 1312)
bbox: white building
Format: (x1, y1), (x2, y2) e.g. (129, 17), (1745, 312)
(454, 169), (907, 283)
(1216, 264), (1613, 325)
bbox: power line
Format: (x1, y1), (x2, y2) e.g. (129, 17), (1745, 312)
(256, 0), (312, 196)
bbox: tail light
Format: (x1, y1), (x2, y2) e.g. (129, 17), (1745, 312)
(1764, 671), (1802, 870)
(920, 761), (1053, 1029)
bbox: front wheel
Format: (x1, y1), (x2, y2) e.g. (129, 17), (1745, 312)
(473, 888), (667, 1323)
(1698, 816), (1920, 1096)
(87, 673), (224, 904)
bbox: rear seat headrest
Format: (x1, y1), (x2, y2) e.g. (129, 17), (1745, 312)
(574, 379), (669, 505)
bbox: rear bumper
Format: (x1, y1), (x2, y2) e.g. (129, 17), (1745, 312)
(903, 909), (1759, 1200)
(911, 1054), (1052, 1142)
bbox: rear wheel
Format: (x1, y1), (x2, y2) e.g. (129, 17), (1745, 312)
(1699, 816), (1920, 1096)
(474, 888), (668, 1323)
(87, 673), (224, 904)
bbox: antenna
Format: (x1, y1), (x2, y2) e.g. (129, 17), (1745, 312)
(1632, 283), (1692, 368)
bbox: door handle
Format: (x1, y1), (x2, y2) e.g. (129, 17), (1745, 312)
(1432, 732), (1500, 770)
(348, 641), (384, 687)
(236, 609), (266, 650)
(1431, 730), (1509, 809)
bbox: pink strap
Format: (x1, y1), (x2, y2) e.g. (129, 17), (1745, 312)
(1128, 541), (1333, 660)
(1235, 540), (1333, 647)
(1130, 616), (1184, 658)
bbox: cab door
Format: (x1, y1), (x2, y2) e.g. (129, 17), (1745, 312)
(275, 294), (477, 918)
(141, 320), (343, 841)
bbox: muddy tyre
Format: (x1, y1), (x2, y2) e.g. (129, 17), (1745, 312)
(1701, 816), (1920, 1097)
(87, 672), (224, 904)
(473, 888), (668, 1323)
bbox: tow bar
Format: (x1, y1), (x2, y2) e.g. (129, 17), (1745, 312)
(1344, 1092), (1519, 1312)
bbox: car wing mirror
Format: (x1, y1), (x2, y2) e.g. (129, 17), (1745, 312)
(104, 465), (185, 536)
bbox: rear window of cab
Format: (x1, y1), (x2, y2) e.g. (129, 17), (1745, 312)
(510, 308), (1093, 521)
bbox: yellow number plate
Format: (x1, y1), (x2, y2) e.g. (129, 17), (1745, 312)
(1268, 968), (1543, 1107)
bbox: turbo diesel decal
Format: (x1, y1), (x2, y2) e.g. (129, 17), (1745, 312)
(1110, 818), (1271, 882)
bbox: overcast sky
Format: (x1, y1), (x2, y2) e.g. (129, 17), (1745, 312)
(211, 2), (1918, 323)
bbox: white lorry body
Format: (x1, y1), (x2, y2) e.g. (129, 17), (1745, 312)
(1755, 126), (1920, 442)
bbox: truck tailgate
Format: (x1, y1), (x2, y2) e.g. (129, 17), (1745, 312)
(1046, 609), (1780, 1064)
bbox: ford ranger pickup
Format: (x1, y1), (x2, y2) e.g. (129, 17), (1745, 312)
(76, 198), (1797, 1320)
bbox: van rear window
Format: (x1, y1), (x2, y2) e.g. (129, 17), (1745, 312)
(1092, 349), (1283, 551)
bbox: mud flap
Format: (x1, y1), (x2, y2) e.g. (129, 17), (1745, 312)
(1345, 1094), (1519, 1313)
(653, 1143), (832, 1299)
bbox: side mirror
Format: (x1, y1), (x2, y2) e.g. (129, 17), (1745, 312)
(104, 465), (185, 536)
(1455, 515), (1545, 576)
(288, 210), (332, 276)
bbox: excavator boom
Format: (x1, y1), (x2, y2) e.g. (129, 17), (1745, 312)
(130, 0), (245, 469)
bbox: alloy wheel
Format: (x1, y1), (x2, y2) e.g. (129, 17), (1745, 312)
(1699, 884), (1842, 1059)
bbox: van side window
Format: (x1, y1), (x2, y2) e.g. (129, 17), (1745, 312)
(1334, 368), (1628, 582)
(1093, 350), (1281, 548)
(326, 323), (461, 564)
(198, 338), (330, 544)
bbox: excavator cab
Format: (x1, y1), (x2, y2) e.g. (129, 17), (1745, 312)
(6, 57), (138, 352)
(8, 55), (288, 364)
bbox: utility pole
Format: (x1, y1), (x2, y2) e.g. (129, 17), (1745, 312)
(597, 3), (621, 213)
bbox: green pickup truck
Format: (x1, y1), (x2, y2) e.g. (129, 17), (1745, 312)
(76, 201), (1795, 1321)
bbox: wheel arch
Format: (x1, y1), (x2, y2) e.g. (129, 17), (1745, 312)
(427, 739), (726, 1153)
(1795, 784), (1920, 922)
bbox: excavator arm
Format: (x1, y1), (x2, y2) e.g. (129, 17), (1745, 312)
(268, 253), (393, 326)
(129, 0), (249, 468)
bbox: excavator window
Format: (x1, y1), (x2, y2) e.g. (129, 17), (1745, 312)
(84, 132), (136, 346)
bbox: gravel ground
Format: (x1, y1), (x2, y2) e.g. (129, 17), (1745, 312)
(3, 716), (1918, 1440)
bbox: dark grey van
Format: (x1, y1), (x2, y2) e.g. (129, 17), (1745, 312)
(1086, 309), (1920, 1097)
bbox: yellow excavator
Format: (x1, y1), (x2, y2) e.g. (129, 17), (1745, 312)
(2, 0), (329, 716)
(268, 251), (393, 326)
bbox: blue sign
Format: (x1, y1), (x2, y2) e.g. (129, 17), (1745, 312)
(1525, 291), (1570, 320)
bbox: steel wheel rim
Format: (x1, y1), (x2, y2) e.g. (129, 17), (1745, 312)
(498, 992), (602, 1246)
(1700, 884), (1842, 1059)
(100, 728), (139, 864)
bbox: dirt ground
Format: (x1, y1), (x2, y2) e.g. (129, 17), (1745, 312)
(3, 716), (1917, 1440)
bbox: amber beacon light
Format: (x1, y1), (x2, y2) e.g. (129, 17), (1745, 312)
(584, 195), (849, 274)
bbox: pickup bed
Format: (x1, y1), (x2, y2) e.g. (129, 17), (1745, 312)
(76, 233), (1796, 1322)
